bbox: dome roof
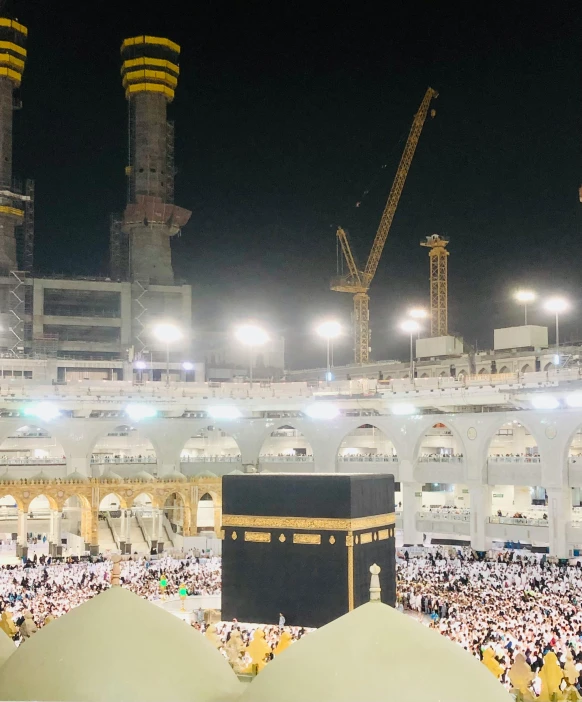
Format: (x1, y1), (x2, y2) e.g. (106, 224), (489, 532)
(99, 469), (123, 482)
(0, 628), (15, 666)
(239, 601), (512, 702)
(29, 470), (49, 482)
(0, 470), (22, 483)
(132, 470), (155, 482)
(0, 587), (240, 702)
(161, 470), (186, 481)
(197, 470), (217, 478)
(62, 471), (89, 483)
(226, 468), (244, 475)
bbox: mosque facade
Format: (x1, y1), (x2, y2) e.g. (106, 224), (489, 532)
(0, 366), (580, 557)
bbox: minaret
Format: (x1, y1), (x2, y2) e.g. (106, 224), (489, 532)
(120, 35), (191, 285)
(0, 17), (27, 274)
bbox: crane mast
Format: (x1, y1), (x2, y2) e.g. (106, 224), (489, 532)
(331, 87), (438, 364)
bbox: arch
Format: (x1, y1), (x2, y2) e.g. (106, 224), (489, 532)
(63, 492), (90, 511)
(486, 419), (539, 459)
(336, 423), (397, 462)
(91, 425), (158, 466)
(478, 368), (488, 375)
(28, 493), (58, 513)
(181, 425), (241, 460)
(543, 362), (555, 371)
(420, 373), (429, 379)
(0, 424), (66, 467)
(99, 492), (127, 511)
(521, 364), (533, 373)
(130, 491), (156, 510)
(163, 491), (185, 537)
(499, 366), (510, 373)
(0, 493), (23, 512)
(197, 491), (214, 529)
(415, 421), (465, 460)
(259, 424), (313, 460)
(439, 371), (447, 377)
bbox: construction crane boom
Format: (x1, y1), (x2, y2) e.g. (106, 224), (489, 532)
(331, 87), (438, 364)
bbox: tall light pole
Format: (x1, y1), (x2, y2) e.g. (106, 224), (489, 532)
(514, 290), (536, 325)
(544, 297), (569, 366)
(153, 323), (183, 387)
(400, 319), (420, 380)
(317, 321), (341, 383)
(235, 324), (269, 387)
(407, 308), (428, 339)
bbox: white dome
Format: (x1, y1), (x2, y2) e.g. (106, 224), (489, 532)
(239, 601), (512, 702)
(0, 587), (241, 702)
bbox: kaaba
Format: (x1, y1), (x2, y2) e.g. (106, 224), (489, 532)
(221, 473), (395, 628)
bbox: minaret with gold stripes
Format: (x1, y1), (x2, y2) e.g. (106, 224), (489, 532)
(0, 18), (26, 274)
(120, 35), (191, 285)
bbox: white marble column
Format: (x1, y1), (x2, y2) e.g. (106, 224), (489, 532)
(17, 510), (27, 558)
(469, 485), (491, 552)
(402, 482), (423, 546)
(547, 487), (571, 558)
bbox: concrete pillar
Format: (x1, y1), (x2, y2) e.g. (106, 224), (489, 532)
(125, 509), (132, 553)
(120, 283), (132, 346)
(213, 504), (222, 537)
(156, 508), (165, 552)
(469, 485), (491, 552)
(49, 510), (62, 557)
(547, 487), (571, 558)
(16, 510), (27, 559)
(32, 279), (45, 339)
(402, 482), (423, 546)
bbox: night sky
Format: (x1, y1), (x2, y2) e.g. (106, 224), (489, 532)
(9, 1), (581, 369)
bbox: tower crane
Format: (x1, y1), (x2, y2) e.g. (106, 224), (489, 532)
(331, 87), (438, 364)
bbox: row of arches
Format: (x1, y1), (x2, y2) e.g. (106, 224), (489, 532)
(3, 420), (582, 469)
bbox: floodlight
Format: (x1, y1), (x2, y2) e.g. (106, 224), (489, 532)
(566, 393), (582, 408)
(182, 361), (194, 371)
(22, 402), (60, 422)
(391, 403), (416, 415)
(125, 404), (157, 421)
(153, 323), (183, 343)
(207, 406), (242, 420)
(514, 290), (536, 303)
(304, 403), (340, 420)
(235, 324), (269, 346)
(544, 298), (569, 314)
(134, 360), (147, 370)
(317, 321), (341, 339)
(530, 395), (559, 410)
(400, 320), (420, 334)
(408, 308), (428, 319)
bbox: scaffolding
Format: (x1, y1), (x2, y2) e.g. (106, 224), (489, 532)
(32, 334), (58, 359)
(133, 280), (148, 355)
(8, 270), (26, 356)
(109, 213), (129, 281)
(23, 179), (34, 274)
(126, 100), (135, 204)
(166, 120), (175, 204)
(421, 234), (450, 337)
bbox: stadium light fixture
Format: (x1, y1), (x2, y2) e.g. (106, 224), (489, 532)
(22, 402), (61, 422)
(305, 403), (340, 420)
(514, 289), (536, 325)
(317, 321), (341, 384)
(235, 324), (269, 386)
(207, 406), (242, 420)
(182, 361), (194, 371)
(566, 393), (582, 408)
(125, 404), (157, 421)
(391, 403), (417, 416)
(530, 395), (559, 410)
(153, 323), (183, 387)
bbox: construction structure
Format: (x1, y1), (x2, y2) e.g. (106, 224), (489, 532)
(421, 234), (449, 337)
(117, 35), (191, 285)
(331, 87), (438, 364)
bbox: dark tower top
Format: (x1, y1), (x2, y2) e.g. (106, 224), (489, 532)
(119, 35), (191, 285)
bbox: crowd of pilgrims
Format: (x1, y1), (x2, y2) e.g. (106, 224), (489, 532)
(0, 554), (220, 635)
(397, 548), (582, 692)
(2, 548), (582, 693)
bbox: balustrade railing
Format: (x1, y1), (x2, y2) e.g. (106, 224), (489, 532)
(180, 455), (241, 463)
(338, 455), (398, 463)
(258, 455), (314, 463)
(0, 456), (66, 465)
(417, 455), (464, 463)
(417, 511), (470, 523)
(488, 516), (548, 527)
(488, 456), (541, 463)
(91, 456), (157, 464)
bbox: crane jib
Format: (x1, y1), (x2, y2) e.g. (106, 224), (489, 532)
(331, 87), (438, 364)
